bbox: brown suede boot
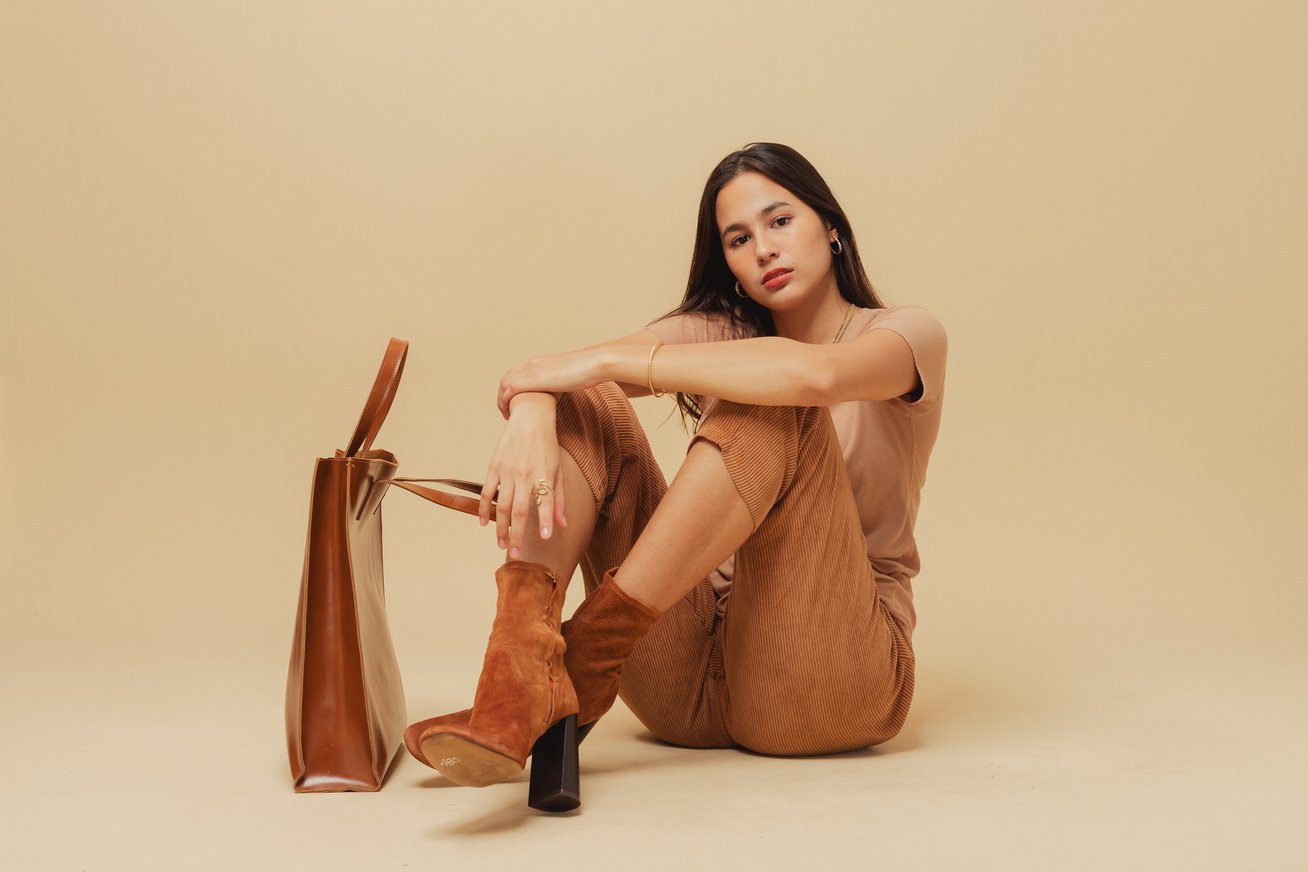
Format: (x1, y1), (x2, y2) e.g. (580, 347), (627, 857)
(419, 560), (579, 787)
(405, 565), (661, 771)
(403, 708), (470, 768)
(563, 565), (663, 734)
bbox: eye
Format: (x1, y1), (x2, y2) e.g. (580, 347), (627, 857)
(730, 234), (749, 248)
(775, 216), (791, 228)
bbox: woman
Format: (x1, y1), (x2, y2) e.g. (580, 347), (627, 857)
(404, 142), (948, 811)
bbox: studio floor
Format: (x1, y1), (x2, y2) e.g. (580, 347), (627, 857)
(4, 645), (1302, 871)
(4, 2), (1306, 869)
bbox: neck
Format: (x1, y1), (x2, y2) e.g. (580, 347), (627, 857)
(772, 283), (852, 345)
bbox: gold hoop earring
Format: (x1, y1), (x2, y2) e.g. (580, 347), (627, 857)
(830, 237), (844, 256)
(735, 281), (748, 299)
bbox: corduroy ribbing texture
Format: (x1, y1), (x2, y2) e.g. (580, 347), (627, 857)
(554, 383), (914, 756)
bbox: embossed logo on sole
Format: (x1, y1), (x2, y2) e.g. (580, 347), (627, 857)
(440, 756), (461, 767)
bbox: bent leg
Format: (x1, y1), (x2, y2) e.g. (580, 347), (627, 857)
(551, 382), (737, 747)
(612, 436), (756, 748)
(687, 399), (916, 756)
(544, 385), (913, 755)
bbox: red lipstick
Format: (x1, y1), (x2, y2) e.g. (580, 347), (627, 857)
(762, 268), (792, 290)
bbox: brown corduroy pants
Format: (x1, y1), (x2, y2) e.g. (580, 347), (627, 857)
(554, 381), (915, 756)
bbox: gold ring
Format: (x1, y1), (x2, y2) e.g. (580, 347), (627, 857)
(533, 479), (553, 506)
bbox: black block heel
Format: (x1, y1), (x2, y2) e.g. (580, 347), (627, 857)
(527, 714), (580, 812)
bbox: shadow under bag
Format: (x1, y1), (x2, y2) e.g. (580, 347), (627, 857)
(284, 338), (411, 792)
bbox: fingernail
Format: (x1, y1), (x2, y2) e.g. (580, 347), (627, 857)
(510, 547), (520, 559)
(541, 527), (550, 538)
(498, 539), (506, 549)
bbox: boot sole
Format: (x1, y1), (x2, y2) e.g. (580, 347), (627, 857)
(420, 734), (522, 787)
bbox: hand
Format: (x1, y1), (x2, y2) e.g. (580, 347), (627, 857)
(478, 398), (568, 560)
(497, 348), (605, 420)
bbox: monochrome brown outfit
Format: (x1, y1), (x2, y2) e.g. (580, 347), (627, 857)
(554, 304), (947, 755)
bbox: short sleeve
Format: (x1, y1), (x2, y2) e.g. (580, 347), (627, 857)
(645, 311), (735, 345)
(864, 305), (948, 411)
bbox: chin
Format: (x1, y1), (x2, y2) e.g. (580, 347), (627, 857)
(763, 286), (812, 311)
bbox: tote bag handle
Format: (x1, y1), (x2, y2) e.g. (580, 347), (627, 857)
(345, 337), (409, 457)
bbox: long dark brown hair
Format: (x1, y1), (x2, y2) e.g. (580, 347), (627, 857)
(653, 142), (885, 429)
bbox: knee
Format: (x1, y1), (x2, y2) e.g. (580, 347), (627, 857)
(553, 383), (643, 505)
(695, 397), (797, 437)
(555, 384), (640, 454)
(688, 402), (811, 529)
(556, 381), (637, 428)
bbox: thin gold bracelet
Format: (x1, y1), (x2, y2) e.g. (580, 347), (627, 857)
(646, 341), (667, 397)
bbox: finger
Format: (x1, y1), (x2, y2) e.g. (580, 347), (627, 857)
(509, 479), (531, 559)
(554, 469), (567, 530)
(496, 481), (513, 551)
(479, 475), (497, 527)
(497, 380), (510, 419)
(536, 476), (554, 540)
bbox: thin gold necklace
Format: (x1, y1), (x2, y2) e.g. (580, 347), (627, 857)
(832, 301), (856, 343)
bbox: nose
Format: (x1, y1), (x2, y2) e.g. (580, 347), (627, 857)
(754, 232), (778, 263)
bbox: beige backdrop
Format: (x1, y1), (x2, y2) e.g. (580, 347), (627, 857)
(2, 1), (1305, 869)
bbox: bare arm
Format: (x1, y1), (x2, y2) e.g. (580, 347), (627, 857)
(491, 324), (886, 556)
(504, 326), (663, 417)
(597, 329), (919, 407)
(576, 328), (662, 399)
(503, 319), (918, 416)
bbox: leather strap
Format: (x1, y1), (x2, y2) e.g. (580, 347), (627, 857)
(366, 477), (499, 522)
(346, 338), (408, 458)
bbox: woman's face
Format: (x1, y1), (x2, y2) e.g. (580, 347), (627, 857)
(715, 171), (837, 310)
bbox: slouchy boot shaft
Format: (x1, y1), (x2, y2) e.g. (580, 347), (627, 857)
(420, 560), (578, 786)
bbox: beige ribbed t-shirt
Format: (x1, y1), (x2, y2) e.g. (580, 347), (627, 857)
(643, 304), (948, 638)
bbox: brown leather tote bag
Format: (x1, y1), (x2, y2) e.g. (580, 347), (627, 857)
(285, 338), (413, 793)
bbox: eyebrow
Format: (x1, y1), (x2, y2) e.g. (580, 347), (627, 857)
(720, 201), (792, 241)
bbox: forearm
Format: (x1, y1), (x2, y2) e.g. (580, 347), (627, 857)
(599, 338), (827, 407)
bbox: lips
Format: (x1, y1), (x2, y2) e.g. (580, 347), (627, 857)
(762, 268), (791, 283)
